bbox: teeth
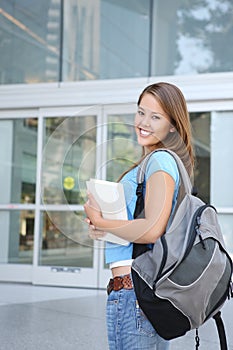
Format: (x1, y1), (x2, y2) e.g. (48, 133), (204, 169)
(140, 129), (151, 136)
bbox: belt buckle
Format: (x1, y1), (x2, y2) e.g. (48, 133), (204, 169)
(113, 276), (124, 291)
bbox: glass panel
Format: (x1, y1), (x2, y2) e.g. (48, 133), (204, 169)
(39, 211), (93, 267)
(0, 0), (61, 84)
(106, 114), (141, 181)
(190, 112), (210, 203)
(0, 210), (34, 264)
(218, 215), (233, 257)
(42, 115), (97, 205)
(211, 111), (233, 207)
(63, 0), (150, 81)
(0, 118), (37, 204)
(1, 0), (232, 84)
(152, 0), (233, 76)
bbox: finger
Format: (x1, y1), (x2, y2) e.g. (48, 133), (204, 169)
(87, 193), (99, 207)
(87, 192), (93, 201)
(88, 233), (96, 240)
(89, 232), (100, 240)
(90, 229), (106, 238)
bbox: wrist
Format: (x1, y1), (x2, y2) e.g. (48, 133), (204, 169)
(94, 216), (105, 230)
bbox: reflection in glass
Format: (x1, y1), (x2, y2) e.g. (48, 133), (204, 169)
(106, 114), (141, 181)
(0, 0), (61, 84)
(42, 115), (97, 205)
(190, 112), (210, 203)
(0, 0), (232, 85)
(0, 118), (37, 204)
(39, 211), (93, 267)
(63, 0), (233, 79)
(63, 0), (150, 81)
(175, 0), (233, 75)
(151, 0), (233, 76)
(0, 210), (34, 264)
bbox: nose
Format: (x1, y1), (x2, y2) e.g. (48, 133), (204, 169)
(142, 114), (151, 127)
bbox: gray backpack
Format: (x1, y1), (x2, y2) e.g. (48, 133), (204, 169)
(131, 149), (233, 349)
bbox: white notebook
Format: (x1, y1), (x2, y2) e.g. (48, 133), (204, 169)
(86, 179), (128, 245)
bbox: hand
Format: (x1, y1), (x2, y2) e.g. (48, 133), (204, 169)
(84, 191), (102, 227)
(85, 218), (106, 240)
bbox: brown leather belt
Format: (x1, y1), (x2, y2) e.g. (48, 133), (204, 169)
(107, 274), (133, 295)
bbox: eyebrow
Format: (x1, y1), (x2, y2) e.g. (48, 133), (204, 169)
(138, 106), (165, 117)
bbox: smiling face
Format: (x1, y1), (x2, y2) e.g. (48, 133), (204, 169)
(135, 93), (174, 153)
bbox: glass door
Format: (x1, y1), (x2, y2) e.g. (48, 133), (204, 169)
(0, 105), (217, 289)
(32, 106), (102, 288)
(0, 110), (38, 282)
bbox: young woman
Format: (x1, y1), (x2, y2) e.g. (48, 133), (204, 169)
(84, 82), (194, 350)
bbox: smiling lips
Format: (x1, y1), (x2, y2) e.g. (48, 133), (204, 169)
(139, 128), (152, 137)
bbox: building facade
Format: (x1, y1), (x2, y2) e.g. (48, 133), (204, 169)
(0, 0), (233, 288)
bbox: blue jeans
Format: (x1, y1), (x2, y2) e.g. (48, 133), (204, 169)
(106, 288), (170, 350)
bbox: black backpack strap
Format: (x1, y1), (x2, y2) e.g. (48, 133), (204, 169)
(213, 311), (228, 350)
(195, 329), (200, 349)
(132, 182), (149, 258)
(133, 183), (144, 219)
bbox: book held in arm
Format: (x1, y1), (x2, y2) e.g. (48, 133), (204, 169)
(86, 179), (129, 245)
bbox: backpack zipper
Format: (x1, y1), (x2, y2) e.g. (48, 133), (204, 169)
(182, 204), (214, 261)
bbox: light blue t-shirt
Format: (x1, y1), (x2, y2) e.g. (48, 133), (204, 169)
(105, 151), (180, 264)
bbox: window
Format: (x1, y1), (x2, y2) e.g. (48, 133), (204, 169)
(191, 112), (210, 203)
(0, 210), (34, 264)
(152, 0), (233, 75)
(0, 0), (232, 84)
(211, 111), (233, 255)
(211, 111), (233, 207)
(39, 211), (93, 267)
(106, 114), (140, 181)
(62, 0), (150, 81)
(42, 115), (97, 205)
(0, 118), (37, 204)
(0, 0), (61, 84)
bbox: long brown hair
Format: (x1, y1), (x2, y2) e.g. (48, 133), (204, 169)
(118, 82), (195, 180)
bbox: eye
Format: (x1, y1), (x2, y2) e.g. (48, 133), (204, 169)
(151, 115), (160, 120)
(137, 110), (144, 116)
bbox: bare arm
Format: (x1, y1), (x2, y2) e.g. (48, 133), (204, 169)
(84, 171), (175, 244)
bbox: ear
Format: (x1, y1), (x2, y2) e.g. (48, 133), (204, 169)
(170, 127), (176, 133)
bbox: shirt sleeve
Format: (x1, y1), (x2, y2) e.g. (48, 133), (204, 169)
(145, 151), (179, 185)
